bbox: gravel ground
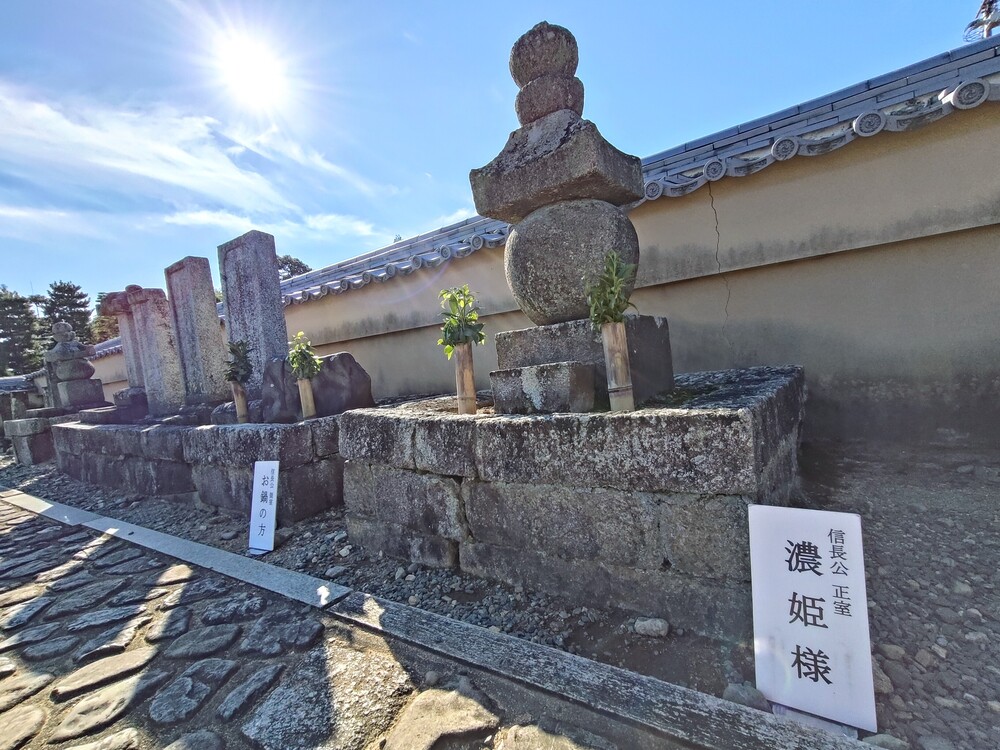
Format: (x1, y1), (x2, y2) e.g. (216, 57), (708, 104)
(3, 435), (999, 749)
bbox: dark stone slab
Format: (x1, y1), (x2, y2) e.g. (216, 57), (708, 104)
(490, 361), (596, 414)
(495, 315), (674, 407)
(260, 352), (375, 424)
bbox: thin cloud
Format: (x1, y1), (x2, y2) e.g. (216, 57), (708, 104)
(0, 81), (296, 214)
(0, 204), (106, 241)
(224, 123), (397, 197)
(161, 209), (384, 241)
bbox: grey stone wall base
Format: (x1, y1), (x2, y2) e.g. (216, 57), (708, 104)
(25, 407), (67, 419)
(496, 315), (674, 406)
(3, 417), (50, 438)
(346, 515), (458, 568)
(490, 361), (596, 414)
(79, 407), (128, 425)
(460, 542), (752, 642)
(51, 419), (345, 523)
(338, 366), (804, 640)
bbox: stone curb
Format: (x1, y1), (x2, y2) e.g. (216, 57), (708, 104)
(0, 486), (867, 750)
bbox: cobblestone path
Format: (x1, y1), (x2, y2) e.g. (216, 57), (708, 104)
(0, 496), (683, 750)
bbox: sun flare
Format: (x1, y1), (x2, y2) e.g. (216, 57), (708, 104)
(215, 33), (288, 112)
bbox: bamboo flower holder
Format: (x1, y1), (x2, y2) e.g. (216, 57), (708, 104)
(230, 381), (250, 424)
(601, 321), (635, 412)
(298, 377), (317, 420)
(454, 342), (477, 415)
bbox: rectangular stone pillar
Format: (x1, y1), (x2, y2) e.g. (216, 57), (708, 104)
(126, 287), (186, 417)
(165, 256), (229, 405)
(218, 230), (288, 399)
(100, 291), (145, 389)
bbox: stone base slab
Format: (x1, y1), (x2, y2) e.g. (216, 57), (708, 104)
(339, 366), (805, 641)
(57, 379), (105, 408)
(51, 417), (345, 523)
(490, 361), (595, 414)
(495, 315), (673, 407)
(11, 433), (55, 466)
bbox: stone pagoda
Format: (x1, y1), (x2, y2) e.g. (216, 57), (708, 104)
(471, 22), (673, 413)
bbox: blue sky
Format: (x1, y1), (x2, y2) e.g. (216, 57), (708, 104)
(0, 1), (983, 302)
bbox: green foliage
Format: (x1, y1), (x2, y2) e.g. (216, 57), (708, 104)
(437, 284), (486, 360)
(224, 340), (254, 384)
(42, 280), (92, 343)
(288, 331), (322, 380)
(276, 255), (312, 281)
(0, 286), (43, 375)
(584, 251), (637, 329)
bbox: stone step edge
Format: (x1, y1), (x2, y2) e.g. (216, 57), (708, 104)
(0, 486), (865, 750)
(0, 488), (349, 609)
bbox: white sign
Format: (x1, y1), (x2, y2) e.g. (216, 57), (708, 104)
(749, 505), (876, 732)
(247, 461), (279, 553)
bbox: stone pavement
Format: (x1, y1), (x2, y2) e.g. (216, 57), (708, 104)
(0, 490), (865, 750)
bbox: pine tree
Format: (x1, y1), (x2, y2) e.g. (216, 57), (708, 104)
(42, 281), (92, 344)
(0, 287), (43, 375)
(276, 255), (312, 281)
(89, 292), (120, 344)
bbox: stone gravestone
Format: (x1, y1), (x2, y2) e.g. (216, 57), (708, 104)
(98, 291), (148, 419)
(470, 22), (673, 413)
(126, 286), (186, 417)
(165, 256), (229, 406)
(218, 231), (288, 400)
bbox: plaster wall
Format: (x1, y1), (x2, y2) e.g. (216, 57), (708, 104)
(86, 105), (1000, 441)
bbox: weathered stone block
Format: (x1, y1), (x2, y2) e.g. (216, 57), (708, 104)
(210, 399), (263, 425)
(459, 542), (752, 642)
(183, 423), (314, 469)
(496, 315), (673, 406)
(344, 462), (465, 540)
(515, 74), (584, 125)
(463, 480), (660, 567)
(11, 433), (54, 466)
(193, 458), (342, 523)
(474, 409), (757, 495)
(191, 465), (250, 516)
(413, 414), (477, 478)
(338, 410), (416, 469)
(283, 457), (345, 522)
(347, 516), (458, 568)
(469, 110), (643, 224)
(137, 425), (187, 462)
(78, 407), (125, 425)
(56, 378), (105, 409)
(3, 418), (50, 438)
(125, 458), (195, 496)
(659, 495), (752, 581)
(309, 416), (340, 458)
(261, 352), (375, 424)
(25, 407), (66, 419)
(490, 361), (595, 414)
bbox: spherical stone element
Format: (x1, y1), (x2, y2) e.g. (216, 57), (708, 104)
(510, 22), (578, 89)
(505, 199), (639, 326)
(53, 358), (96, 381)
(515, 74), (584, 124)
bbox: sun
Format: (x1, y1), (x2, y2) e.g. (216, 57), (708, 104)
(214, 32), (288, 112)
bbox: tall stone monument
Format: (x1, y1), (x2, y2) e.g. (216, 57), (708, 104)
(471, 22), (673, 412)
(126, 286), (186, 417)
(218, 230), (288, 400)
(165, 256), (229, 406)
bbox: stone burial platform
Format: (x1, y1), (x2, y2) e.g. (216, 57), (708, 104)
(340, 365), (805, 643)
(50, 418), (344, 524)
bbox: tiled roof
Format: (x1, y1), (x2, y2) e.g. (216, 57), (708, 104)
(0, 375), (32, 392)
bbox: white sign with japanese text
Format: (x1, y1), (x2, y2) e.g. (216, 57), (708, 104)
(749, 505), (876, 732)
(247, 461), (279, 553)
